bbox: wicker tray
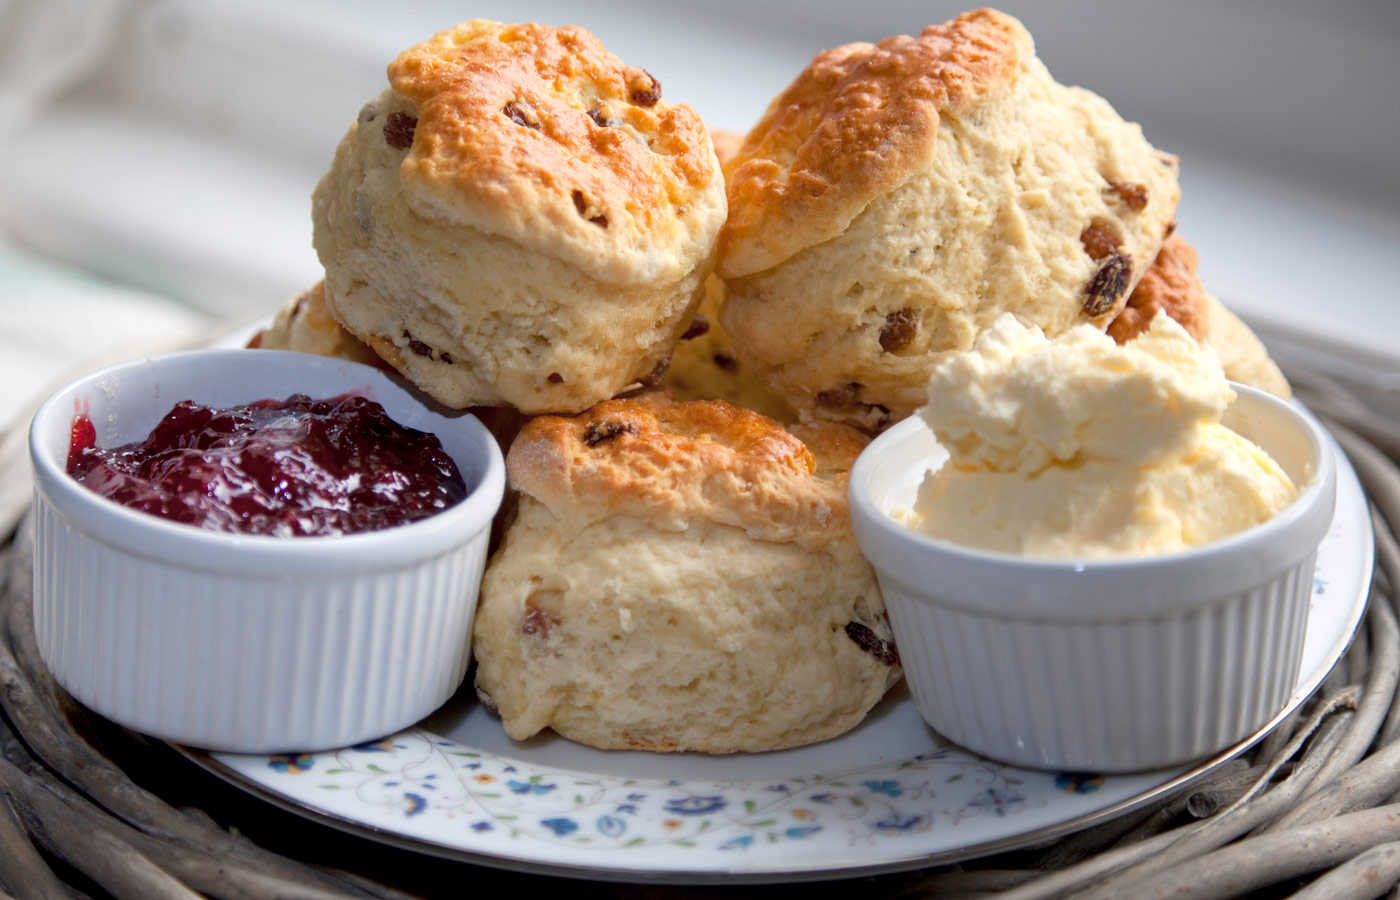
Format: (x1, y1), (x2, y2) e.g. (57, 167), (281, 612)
(3, 355), (1400, 900)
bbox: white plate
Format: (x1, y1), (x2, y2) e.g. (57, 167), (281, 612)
(183, 432), (1372, 884)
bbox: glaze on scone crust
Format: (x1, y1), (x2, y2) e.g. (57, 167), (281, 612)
(391, 21), (721, 285)
(720, 9), (1027, 278)
(474, 392), (899, 753)
(717, 8), (1180, 428)
(509, 392), (845, 543)
(313, 21), (726, 414)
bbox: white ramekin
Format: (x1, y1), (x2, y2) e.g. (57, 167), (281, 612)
(28, 350), (505, 753)
(850, 384), (1337, 772)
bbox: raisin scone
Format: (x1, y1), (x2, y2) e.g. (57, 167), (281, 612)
(663, 257), (796, 422)
(719, 8), (1179, 428)
(313, 21), (726, 414)
(1108, 234), (1290, 398)
(664, 129), (794, 420)
(249, 282), (387, 369)
(472, 392), (899, 753)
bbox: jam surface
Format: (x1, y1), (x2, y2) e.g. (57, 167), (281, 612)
(67, 394), (467, 537)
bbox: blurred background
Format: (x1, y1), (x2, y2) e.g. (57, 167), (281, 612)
(0, 0), (1397, 426)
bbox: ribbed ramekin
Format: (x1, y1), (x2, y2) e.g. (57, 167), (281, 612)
(28, 350), (505, 753)
(850, 384), (1337, 772)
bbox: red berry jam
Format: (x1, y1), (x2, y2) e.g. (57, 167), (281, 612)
(66, 394), (467, 537)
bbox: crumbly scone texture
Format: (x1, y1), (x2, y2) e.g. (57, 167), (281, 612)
(250, 282), (388, 369)
(1108, 234), (1290, 398)
(719, 8), (1179, 428)
(312, 21), (726, 413)
(473, 393), (899, 753)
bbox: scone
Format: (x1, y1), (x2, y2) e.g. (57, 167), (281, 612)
(719, 8), (1179, 428)
(1108, 234), (1290, 398)
(249, 282), (387, 369)
(662, 260), (796, 422)
(472, 392), (899, 753)
(664, 129), (794, 420)
(313, 21), (727, 414)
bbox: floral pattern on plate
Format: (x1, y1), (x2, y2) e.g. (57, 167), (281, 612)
(260, 733), (1061, 852)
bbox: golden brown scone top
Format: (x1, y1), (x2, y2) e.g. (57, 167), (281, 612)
(507, 392), (866, 546)
(1107, 234), (1210, 344)
(718, 9), (1029, 278)
(388, 21), (725, 284)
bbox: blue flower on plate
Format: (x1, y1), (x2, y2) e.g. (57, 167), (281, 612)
(873, 813), (929, 833)
(401, 793), (427, 817)
(1054, 773), (1104, 794)
(508, 778), (556, 796)
(862, 780), (903, 797)
(471, 821), (493, 832)
(541, 817), (579, 837)
(784, 825), (822, 839)
(719, 835), (755, 850)
(267, 753), (315, 774)
(596, 815), (627, 838)
(967, 787), (1026, 817)
(663, 795), (728, 815)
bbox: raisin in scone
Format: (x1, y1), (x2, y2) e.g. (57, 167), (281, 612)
(472, 392), (899, 753)
(719, 8), (1179, 428)
(313, 21), (726, 414)
(1108, 234), (1289, 398)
